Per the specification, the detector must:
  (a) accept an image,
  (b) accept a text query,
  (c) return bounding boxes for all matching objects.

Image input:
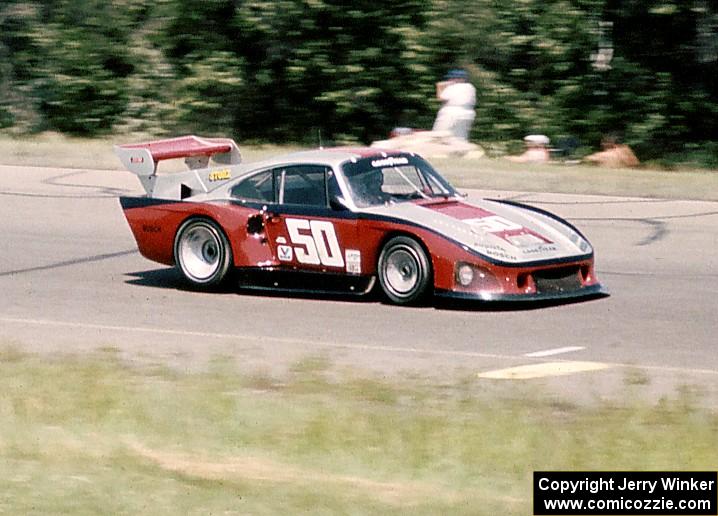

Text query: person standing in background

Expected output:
[433,69,476,141]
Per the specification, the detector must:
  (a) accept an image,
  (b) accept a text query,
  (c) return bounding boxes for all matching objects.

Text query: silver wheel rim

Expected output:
[384,247,420,296]
[179,224,222,281]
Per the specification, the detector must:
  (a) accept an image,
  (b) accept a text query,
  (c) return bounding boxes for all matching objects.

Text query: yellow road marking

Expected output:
[478,361,611,380]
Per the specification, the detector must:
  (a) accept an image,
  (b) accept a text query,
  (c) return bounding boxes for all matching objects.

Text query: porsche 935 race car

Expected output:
[115,135,604,305]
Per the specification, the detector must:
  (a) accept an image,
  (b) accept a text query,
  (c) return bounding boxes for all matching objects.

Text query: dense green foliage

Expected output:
[0,0,716,161]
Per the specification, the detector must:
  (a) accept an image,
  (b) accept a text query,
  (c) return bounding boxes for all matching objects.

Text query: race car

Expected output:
[115,135,605,305]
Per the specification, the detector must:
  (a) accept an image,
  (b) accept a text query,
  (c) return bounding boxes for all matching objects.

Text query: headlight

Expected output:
[457,264,474,286]
[455,263,501,291]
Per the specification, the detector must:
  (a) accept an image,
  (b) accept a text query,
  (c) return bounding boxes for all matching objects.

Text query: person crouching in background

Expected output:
[506,134,551,163]
[584,135,640,168]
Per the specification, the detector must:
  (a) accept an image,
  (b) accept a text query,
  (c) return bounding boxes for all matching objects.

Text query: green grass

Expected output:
[1,349,716,515]
[1,133,717,201]
[432,156,718,201]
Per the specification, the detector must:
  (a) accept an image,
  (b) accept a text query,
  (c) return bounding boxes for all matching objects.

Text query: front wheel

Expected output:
[174,218,232,289]
[377,236,432,305]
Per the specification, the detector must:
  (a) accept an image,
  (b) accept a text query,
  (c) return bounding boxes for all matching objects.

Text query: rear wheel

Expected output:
[174,218,232,289]
[377,236,432,305]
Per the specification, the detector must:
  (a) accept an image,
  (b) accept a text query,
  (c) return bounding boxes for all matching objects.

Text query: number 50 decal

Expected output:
[285,218,344,267]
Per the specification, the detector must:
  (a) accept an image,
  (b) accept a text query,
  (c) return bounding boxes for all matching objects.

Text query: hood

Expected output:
[362,198,592,264]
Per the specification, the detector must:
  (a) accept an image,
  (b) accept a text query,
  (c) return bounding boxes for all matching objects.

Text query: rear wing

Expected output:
[114,135,242,197]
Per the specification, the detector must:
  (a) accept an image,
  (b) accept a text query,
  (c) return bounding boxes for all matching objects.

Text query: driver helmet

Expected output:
[363,169,384,194]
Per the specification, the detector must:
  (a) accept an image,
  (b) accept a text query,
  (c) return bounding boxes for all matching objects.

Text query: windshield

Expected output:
[341,155,457,208]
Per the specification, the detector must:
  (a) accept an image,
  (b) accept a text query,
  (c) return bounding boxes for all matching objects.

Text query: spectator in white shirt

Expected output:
[433,69,476,141]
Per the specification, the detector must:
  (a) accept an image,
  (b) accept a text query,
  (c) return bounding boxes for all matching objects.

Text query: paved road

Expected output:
[1,165,716,403]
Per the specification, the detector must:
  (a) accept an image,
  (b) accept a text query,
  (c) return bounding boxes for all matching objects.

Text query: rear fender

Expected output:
[120,198,273,268]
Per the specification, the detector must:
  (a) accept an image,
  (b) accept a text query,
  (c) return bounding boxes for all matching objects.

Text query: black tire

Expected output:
[377,236,432,305]
[173,218,233,289]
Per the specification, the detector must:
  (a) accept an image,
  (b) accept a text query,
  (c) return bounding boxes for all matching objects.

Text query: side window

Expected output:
[230,170,274,202]
[277,165,329,207]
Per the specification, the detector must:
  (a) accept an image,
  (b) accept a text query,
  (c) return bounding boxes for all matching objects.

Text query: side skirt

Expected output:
[235,268,376,297]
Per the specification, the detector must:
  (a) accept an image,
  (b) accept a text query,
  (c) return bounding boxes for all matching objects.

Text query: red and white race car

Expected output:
[116,135,605,305]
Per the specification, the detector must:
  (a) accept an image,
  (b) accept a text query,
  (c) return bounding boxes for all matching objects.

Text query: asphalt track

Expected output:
[1,165,717,404]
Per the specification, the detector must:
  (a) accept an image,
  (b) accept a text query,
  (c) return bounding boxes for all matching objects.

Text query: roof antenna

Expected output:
[318,129,323,149]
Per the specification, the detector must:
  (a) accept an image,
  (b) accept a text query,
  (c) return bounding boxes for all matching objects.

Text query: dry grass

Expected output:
[1,133,716,200]
[0,132,304,171]
[0,348,716,514]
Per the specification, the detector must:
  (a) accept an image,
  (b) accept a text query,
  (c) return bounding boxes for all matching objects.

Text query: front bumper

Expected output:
[434,283,607,302]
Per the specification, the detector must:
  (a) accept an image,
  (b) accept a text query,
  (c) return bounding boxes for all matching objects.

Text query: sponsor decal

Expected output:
[278,245,293,261]
[466,216,555,253]
[481,249,518,261]
[275,236,287,244]
[141,224,161,233]
[464,215,524,234]
[370,156,409,168]
[208,169,231,182]
[285,218,344,267]
[506,233,546,248]
[475,244,519,262]
[345,249,361,274]
[130,156,145,164]
[521,244,559,255]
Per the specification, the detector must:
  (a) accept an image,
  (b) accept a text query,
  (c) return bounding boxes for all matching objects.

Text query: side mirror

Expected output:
[329,196,350,211]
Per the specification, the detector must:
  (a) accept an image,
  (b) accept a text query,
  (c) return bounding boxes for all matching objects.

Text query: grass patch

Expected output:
[0,349,716,514]
[1,133,717,200]
[432,156,718,201]
[0,132,304,172]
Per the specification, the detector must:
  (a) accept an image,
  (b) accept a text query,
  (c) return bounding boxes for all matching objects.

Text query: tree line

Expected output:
[0,0,716,164]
